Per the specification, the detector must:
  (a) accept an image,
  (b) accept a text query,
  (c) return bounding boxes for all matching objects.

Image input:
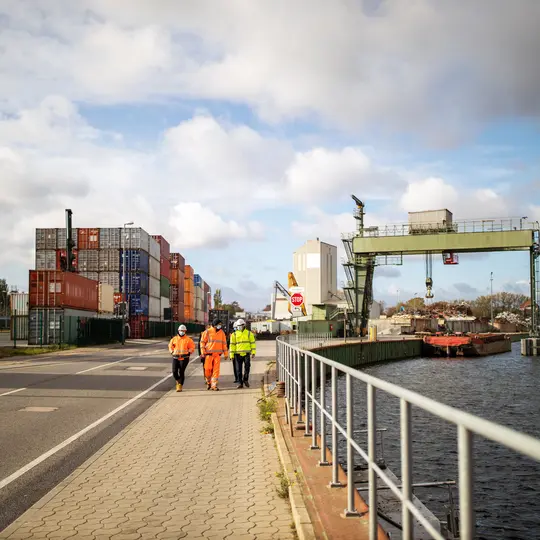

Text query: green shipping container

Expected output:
[160,277,170,299]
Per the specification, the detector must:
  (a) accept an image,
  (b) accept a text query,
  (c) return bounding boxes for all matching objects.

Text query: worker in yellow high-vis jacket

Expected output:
[229,319,256,389]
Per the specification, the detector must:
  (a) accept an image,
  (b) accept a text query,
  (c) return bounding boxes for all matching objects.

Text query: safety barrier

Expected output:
[276,336,540,540]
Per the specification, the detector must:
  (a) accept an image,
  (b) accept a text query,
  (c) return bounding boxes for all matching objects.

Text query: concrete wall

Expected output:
[312,339,423,369]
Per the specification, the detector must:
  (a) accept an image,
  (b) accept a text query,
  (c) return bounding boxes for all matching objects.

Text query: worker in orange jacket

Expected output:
[168,324,195,392]
[200,318,228,391]
[198,323,212,381]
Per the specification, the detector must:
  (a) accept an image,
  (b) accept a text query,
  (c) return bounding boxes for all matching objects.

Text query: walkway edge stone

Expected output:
[271,411,317,540]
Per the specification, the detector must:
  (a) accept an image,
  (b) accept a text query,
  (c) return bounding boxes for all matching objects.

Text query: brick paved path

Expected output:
[1,352,294,539]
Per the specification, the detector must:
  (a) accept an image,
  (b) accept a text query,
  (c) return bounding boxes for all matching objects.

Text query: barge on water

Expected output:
[423,332,512,357]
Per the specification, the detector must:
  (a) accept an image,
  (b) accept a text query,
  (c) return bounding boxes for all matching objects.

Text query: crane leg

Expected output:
[425,252,434,299]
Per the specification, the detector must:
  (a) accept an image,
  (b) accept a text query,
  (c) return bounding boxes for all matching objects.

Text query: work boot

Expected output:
[176,382,181,392]
[213,387,220,391]
[244,380,250,388]
[236,384,243,389]
[207,383,211,390]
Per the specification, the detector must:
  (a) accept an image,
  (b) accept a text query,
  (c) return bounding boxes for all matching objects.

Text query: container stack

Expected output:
[148,236,161,320]
[184,265,195,322]
[194,274,204,323]
[203,281,211,325]
[97,227,122,291]
[152,235,171,321]
[170,253,185,322]
[36,228,79,272]
[119,227,150,322]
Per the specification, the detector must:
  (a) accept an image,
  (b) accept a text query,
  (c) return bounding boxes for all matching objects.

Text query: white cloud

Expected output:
[400,177,511,218]
[1,1,539,141]
[168,202,264,249]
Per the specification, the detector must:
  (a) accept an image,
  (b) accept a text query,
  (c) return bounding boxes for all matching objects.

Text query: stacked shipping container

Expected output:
[33,227,212,335]
[170,253,185,321]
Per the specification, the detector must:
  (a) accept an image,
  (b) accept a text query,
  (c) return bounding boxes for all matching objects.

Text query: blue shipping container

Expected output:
[123,273,149,295]
[120,249,149,274]
[194,274,202,287]
[129,293,149,316]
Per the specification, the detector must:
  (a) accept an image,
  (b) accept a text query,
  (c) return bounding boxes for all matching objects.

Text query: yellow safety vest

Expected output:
[229,329,256,358]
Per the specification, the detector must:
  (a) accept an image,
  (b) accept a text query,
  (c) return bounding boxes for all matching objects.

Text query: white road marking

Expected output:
[19,406,58,413]
[0,388,26,397]
[76,356,134,375]
[0,373,172,491]
[0,362,72,371]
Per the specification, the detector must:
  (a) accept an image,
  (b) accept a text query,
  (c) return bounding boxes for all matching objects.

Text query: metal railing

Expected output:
[341,217,538,239]
[280,333,333,350]
[276,336,540,540]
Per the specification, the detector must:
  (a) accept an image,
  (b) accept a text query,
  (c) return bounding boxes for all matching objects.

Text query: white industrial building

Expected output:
[293,239,337,317]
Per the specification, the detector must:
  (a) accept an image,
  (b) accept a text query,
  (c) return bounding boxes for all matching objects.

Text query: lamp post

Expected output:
[122,222,134,345]
[490,272,494,329]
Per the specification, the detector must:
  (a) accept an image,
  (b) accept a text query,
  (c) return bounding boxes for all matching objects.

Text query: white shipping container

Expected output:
[98,283,114,313]
[251,320,281,334]
[149,237,160,261]
[80,272,99,281]
[99,249,120,272]
[408,209,453,226]
[149,276,160,298]
[57,228,78,249]
[161,296,170,320]
[10,293,29,315]
[99,228,121,249]
[36,228,57,250]
[36,250,56,270]
[149,296,161,318]
[125,227,150,251]
[149,256,160,279]
[79,250,99,272]
[194,309,205,323]
[99,272,121,292]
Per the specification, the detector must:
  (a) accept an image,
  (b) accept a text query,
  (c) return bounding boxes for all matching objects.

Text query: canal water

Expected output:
[329,342,540,539]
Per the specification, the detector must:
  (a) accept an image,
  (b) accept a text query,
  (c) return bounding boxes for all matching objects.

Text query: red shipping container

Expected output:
[78,228,100,250]
[113,292,122,304]
[29,270,98,311]
[152,235,171,259]
[170,253,185,273]
[129,315,149,339]
[171,302,184,321]
[56,249,79,271]
[160,255,171,279]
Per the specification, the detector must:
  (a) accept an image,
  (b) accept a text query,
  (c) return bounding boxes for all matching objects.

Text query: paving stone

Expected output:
[0,360,294,540]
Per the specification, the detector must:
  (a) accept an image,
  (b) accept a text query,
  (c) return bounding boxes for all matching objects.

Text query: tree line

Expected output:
[386,291,529,319]
[213,288,244,317]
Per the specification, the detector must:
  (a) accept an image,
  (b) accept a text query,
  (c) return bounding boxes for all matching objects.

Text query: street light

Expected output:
[122,221,134,345]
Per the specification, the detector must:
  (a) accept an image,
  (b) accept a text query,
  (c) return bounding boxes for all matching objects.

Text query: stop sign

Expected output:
[291,293,304,306]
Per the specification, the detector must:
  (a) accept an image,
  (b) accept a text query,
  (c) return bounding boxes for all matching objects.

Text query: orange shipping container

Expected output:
[29,270,98,311]
[78,228,100,250]
[171,268,185,286]
[185,265,194,279]
[184,305,194,322]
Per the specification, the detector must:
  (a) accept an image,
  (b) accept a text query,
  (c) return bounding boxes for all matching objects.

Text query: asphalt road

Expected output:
[0,340,202,532]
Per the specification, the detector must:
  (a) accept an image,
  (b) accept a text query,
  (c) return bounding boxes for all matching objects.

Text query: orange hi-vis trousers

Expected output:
[204,353,222,388]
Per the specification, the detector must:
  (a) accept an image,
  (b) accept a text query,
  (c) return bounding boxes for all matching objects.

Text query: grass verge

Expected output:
[0,345,77,359]
[257,394,277,422]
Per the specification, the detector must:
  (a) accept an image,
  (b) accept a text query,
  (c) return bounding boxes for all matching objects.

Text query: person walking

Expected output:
[168,324,195,392]
[200,318,228,391]
[231,319,240,384]
[198,323,211,381]
[229,319,256,389]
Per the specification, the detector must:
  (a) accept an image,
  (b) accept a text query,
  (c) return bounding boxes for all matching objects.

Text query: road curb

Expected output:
[0,386,176,538]
[271,411,316,540]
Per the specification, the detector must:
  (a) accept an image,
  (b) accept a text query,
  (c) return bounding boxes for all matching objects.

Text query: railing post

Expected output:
[401,399,413,540]
[311,355,319,449]
[319,360,329,466]
[330,366,342,488]
[285,345,290,404]
[458,425,475,540]
[304,350,310,437]
[293,347,298,416]
[345,373,358,516]
[367,383,377,534]
[297,350,304,424]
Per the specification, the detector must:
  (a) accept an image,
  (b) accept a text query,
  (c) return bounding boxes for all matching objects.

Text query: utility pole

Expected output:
[490,272,494,328]
[122,222,134,345]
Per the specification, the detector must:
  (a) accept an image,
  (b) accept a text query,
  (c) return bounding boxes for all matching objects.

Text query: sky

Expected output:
[0,0,539,311]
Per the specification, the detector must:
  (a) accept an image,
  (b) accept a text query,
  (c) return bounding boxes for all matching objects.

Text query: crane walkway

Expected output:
[0,342,295,540]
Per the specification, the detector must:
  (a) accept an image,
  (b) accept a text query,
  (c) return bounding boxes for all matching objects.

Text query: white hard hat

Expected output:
[178,324,187,332]
[236,318,246,327]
